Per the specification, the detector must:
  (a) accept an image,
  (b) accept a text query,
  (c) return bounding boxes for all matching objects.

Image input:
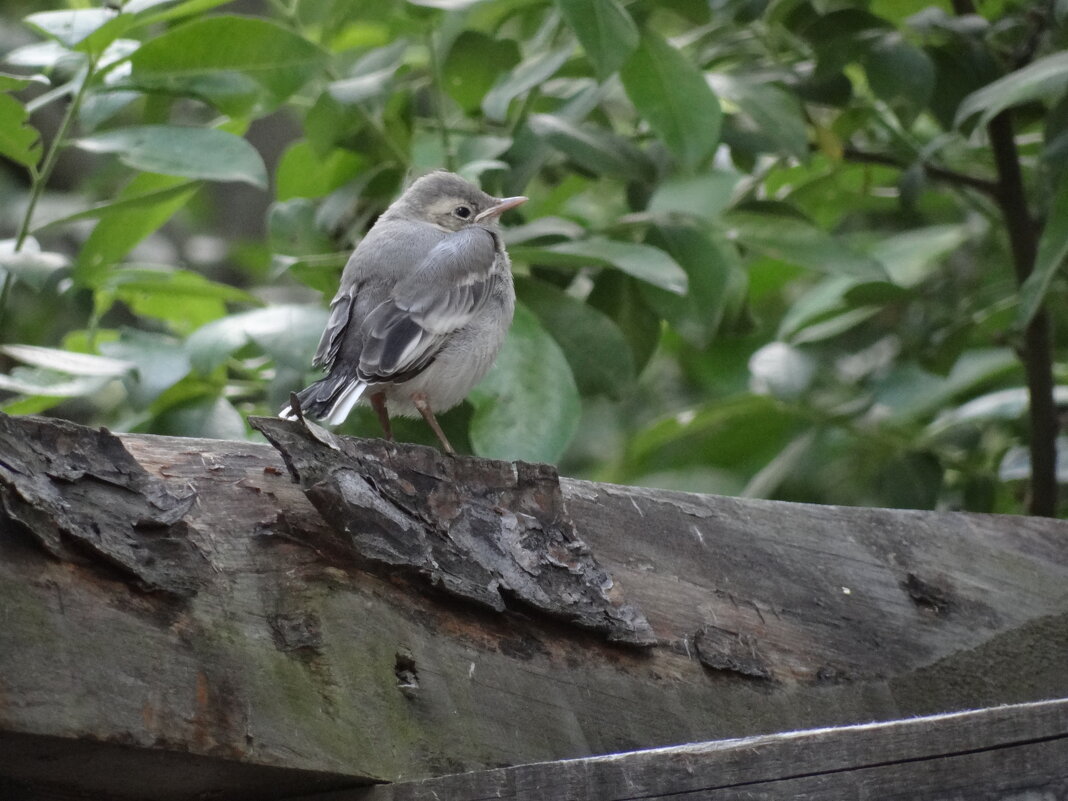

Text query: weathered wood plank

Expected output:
[341,698,1068,801]
[1,412,1067,798]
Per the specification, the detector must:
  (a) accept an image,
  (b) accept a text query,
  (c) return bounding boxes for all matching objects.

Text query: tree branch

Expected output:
[840,146,1000,197]
[986,110,1060,516]
[947,0,1059,515]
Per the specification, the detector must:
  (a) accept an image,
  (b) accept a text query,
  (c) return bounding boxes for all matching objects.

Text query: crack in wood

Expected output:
[250,416,656,647]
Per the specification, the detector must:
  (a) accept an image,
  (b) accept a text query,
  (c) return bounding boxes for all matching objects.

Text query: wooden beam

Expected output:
[1,412,1067,799]
[340,698,1068,801]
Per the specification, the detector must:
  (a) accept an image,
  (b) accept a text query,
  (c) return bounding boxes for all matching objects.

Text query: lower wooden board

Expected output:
[340,698,1068,801]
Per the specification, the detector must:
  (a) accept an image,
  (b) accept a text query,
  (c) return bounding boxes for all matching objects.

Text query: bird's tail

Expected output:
[279,374,367,425]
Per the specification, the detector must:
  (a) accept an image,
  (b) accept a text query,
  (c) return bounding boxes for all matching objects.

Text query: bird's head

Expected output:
[394,171,527,232]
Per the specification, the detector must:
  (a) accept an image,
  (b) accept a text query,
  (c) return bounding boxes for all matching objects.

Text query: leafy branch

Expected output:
[1,60,97,329]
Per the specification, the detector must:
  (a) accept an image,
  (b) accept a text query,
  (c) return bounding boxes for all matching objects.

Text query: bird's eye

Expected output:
[454,206,472,219]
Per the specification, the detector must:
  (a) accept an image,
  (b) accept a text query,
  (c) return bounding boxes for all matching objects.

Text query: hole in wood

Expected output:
[395,650,419,693]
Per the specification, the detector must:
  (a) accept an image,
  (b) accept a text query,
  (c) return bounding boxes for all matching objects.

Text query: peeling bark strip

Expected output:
[250,416,655,646]
[0,414,200,596]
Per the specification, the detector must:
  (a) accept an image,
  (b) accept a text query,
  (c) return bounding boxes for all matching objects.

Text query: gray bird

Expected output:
[280,171,527,454]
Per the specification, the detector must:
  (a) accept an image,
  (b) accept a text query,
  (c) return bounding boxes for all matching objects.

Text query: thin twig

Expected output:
[840,146,1000,198]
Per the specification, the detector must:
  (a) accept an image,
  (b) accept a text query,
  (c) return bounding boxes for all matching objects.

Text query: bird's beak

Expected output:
[475,195,528,222]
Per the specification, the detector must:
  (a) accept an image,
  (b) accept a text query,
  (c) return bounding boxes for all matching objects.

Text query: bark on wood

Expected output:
[337,698,1068,801]
[248,416,654,645]
[1,412,1067,799]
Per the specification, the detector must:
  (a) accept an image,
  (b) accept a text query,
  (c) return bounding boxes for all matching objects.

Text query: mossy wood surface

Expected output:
[1,412,1067,800]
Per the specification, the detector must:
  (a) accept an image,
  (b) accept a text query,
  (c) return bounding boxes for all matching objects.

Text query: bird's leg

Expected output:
[370,391,393,441]
[411,392,455,455]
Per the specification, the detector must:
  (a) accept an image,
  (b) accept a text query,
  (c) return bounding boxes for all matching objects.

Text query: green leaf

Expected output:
[955,50,1068,131]
[268,198,334,257]
[103,266,259,333]
[1017,176,1068,329]
[99,329,192,408]
[707,74,808,161]
[512,237,688,294]
[725,210,887,279]
[443,31,519,113]
[861,32,934,125]
[790,307,880,344]
[931,386,1068,432]
[926,41,999,130]
[129,15,328,106]
[276,140,363,201]
[506,82,607,192]
[868,224,971,287]
[1,344,134,376]
[515,277,635,399]
[24,9,118,49]
[620,29,721,171]
[74,126,267,188]
[468,304,581,463]
[76,173,202,287]
[0,369,110,401]
[33,180,200,233]
[640,226,739,348]
[503,216,586,246]
[186,305,329,373]
[875,348,1019,422]
[0,93,42,168]
[274,252,350,295]
[587,270,662,372]
[304,91,364,154]
[527,114,654,182]
[556,0,639,80]
[0,73,40,91]
[128,0,238,28]
[648,171,741,221]
[114,70,263,117]
[327,40,407,105]
[153,395,248,440]
[741,431,818,499]
[628,394,803,474]
[3,41,72,70]
[408,0,483,8]
[483,44,572,122]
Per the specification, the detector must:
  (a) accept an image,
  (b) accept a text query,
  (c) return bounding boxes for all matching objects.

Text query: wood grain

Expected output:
[348,698,1068,801]
[1,412,1067,799]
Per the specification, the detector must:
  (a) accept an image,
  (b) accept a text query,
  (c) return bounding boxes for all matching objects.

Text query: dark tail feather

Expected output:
[278,373,366,424]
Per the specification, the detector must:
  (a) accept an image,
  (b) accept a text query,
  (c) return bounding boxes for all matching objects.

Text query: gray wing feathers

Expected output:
[311,290,353,369]
[357,228,498,382]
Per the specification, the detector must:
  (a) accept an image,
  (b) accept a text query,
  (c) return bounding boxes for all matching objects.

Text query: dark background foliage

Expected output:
[0,0,1065,515]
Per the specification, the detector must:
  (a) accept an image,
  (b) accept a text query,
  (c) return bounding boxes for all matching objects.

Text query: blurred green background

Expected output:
[1,0,1065,515]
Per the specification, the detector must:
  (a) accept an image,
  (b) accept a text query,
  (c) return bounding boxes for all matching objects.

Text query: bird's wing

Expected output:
[356,226,499,383]
[311,288,354,369]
